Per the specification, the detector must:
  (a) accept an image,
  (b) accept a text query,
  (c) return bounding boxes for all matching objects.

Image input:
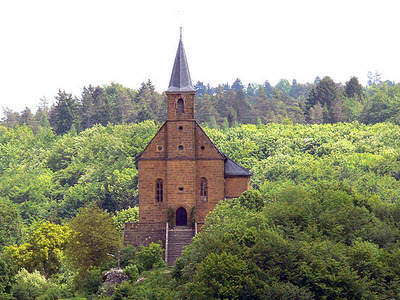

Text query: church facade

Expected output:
[123,32,251,256]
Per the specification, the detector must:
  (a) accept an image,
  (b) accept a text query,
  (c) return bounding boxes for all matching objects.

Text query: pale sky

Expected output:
[0,0,399,113]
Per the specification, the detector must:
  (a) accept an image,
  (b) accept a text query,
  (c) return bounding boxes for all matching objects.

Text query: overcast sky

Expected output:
[1,0,399,113]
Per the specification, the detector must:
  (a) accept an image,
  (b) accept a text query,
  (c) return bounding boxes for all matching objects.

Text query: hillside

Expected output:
[1,121,400,298]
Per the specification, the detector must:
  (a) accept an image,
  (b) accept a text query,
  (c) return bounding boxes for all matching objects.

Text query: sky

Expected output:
[1,0,399,113]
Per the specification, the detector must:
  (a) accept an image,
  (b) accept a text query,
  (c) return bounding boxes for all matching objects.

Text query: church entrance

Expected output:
[176,207,188,226]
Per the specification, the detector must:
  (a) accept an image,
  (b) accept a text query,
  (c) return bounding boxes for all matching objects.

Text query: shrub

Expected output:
[136,242,165,272]
[187,252,249,299]
[11,269,49,300]
[112,281,135,300]
[124,264,139,281]
[73,268,102,297]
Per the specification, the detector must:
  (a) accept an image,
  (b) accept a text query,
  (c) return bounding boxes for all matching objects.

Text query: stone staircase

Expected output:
[167,226,195,266]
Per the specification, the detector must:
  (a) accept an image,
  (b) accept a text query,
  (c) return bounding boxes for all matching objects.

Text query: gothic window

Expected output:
[156,179,163,202]
[200,177,207,203]
[177,98,184,114]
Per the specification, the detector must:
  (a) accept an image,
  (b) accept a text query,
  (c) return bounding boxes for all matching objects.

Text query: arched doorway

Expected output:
[176,207,188,226]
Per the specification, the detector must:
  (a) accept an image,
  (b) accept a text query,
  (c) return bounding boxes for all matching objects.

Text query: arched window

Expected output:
[200,177,207,203]
[177,98,184,114]
[156,179,163,202]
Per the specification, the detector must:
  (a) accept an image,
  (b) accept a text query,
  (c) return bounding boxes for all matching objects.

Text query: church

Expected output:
[123,30,251,265]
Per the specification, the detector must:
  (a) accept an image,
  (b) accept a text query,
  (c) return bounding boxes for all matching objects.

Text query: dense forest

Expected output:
[2,74,400,298]
[2,72,400,133]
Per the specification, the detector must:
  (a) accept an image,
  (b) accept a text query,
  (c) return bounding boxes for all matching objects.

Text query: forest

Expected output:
[2,72,400,133]
[1,74,400,299]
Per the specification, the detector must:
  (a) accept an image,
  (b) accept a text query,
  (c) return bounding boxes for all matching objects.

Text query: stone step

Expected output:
[167,228,195,266]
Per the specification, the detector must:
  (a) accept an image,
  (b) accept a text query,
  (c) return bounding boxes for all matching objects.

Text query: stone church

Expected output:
[123,31,251,264]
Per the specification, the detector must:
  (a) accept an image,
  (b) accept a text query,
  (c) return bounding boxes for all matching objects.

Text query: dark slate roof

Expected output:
[224,158,252,177]
[167,29,195,92]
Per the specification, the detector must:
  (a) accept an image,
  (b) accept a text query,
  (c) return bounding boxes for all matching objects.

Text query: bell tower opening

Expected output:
[176,207,188,226]
[177,98,184,114]
[166,28,195,120]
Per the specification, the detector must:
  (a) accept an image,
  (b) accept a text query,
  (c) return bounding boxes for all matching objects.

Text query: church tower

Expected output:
[123,30,251,263]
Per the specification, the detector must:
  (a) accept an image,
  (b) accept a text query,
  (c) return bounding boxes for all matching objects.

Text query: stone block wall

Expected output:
[195,159,225,223]
[225,177,251,198]
[138,160,167,223]
[166,92,195,121]
[122,222,166,249]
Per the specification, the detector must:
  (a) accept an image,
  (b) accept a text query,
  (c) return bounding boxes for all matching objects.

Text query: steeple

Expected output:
[167,28,195,92]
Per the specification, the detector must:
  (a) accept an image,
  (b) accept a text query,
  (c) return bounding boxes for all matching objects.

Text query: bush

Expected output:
[73,268,102,297]
[136,242,165,272]
[112,281,135,300]
[119,245,137,268]
[238,190,264,211]
[124,264,139,281]
[187,252,249,299]
[11,269,49,300]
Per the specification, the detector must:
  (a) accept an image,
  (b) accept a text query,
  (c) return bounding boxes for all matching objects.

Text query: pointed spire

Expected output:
[167,28,195,92]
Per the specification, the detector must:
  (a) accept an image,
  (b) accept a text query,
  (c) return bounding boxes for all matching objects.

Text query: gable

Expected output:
[195,122,225,159]
[137,122,167,160]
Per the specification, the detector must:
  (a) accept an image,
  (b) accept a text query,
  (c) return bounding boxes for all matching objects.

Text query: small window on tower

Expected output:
[156,179,163,202]
[177,98,184,114]
[200,177,207,203]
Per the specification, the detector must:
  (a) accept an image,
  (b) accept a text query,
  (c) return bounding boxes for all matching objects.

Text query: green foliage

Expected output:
[124,264,139,281]
[136,242,165,272]
[113,268,179,300]
[73,268,102,297]
[50,90,80,135]
[112,280,136,300]
[3,103,400,297]
[66,205,121,274]
[4,221,71,277]
[118,245,137,270]
[113,206,139,233]
[11,269,53,300]
[0,198,24,249]
[175,179,400,298]
[4,77,400,133]
[0,253,17,298]
[187,252,249,299]
[306,76,343,123]
[238,190,264,211]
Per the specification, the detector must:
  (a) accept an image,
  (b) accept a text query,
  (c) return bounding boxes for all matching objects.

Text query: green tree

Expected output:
[113,206,139,233]
[11,269,49,300]
[66,205,121,274]
[306,76,344,123]
[275,79,291,95]
[4,222,71,277]
[0,198,24,249]
[187,252,249,299]
[345,76,364,99]
[50,90,80,135]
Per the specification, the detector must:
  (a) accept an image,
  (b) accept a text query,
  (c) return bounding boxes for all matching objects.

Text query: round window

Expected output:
[179,145,183,150]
